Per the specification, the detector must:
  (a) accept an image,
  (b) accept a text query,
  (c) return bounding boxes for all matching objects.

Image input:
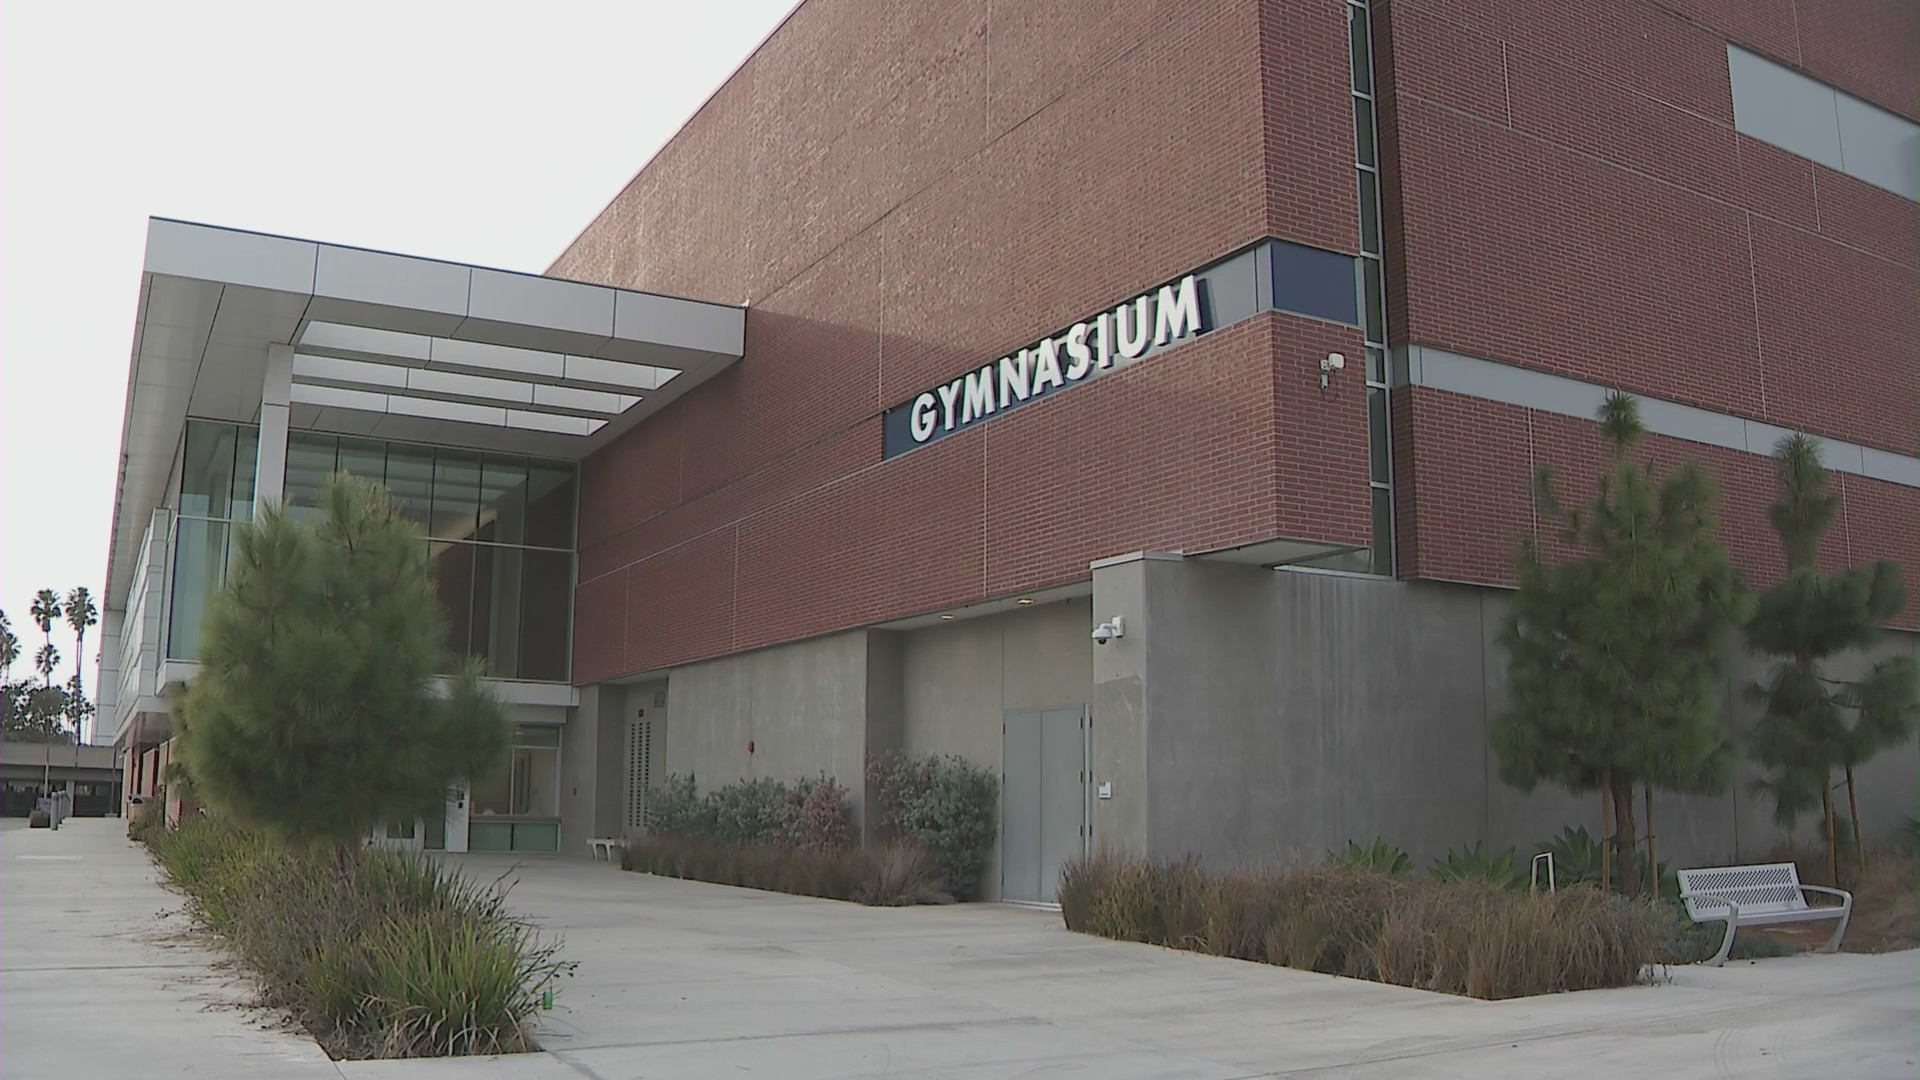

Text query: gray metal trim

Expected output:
[1400,344,1918,488]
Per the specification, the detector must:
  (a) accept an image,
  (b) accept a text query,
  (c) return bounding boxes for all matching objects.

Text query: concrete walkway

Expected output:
[0,816,341,1079]
[4,821,1915,1078]
[436,852,1918,1080]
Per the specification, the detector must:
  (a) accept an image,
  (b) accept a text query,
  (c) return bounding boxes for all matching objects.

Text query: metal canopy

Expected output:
[106,217,745,605]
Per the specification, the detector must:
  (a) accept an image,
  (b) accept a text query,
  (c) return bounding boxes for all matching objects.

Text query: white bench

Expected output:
[589,837,627,862]
[1677,862,1852,966]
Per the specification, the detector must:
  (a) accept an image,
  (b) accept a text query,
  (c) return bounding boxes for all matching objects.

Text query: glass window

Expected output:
[1365,347,1386,384]
[478,456,528,546]
[1348,4,1372,95]
[336,437,386,487]
[284,433,338,521]
[431,449,481,540]
[469,728,560,817]
[524,464,575,549]
[1368,386,1390,485]
[232,427,259,520]
[470,546,525,676]
[180,422,237,519]
[519,549,572,682]
[1371,485,1395,575]
[1358,172,1381,256]
[1354,97,1377,168]
[167,519,230,659]
[386,444,435,529]
[1362,258,1385,345]
[428,541,475,663]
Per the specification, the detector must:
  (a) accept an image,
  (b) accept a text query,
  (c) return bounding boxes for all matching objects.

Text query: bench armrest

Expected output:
[1798,884,1853,907]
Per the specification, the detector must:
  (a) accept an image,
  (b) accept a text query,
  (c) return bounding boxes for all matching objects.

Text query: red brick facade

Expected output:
[1377,0,1918,623]
[555,0,1369,681]
[557,0,1917,682]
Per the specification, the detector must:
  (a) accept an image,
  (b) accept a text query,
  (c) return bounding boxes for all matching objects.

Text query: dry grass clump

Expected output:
[1059,852,1663,1000]
[623,833,950,907]
[143,815,570,1059]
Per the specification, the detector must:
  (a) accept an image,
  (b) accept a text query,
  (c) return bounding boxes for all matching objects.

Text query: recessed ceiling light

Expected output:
[939,614,956,620]
[1015,598,1035,605]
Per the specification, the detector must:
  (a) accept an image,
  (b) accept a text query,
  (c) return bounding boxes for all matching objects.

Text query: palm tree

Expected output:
[28,590,60,689]
[0,611,18,682]
[64,587,97,741]
[33,643,59,689]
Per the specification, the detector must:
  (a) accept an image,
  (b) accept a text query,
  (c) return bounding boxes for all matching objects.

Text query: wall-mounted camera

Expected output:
[1091,616,1126,644]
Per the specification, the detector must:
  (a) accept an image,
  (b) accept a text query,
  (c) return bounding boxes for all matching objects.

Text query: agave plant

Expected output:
[1332,837,1412,875]
[1430,843,1522,887]
[1537,825,1605,885]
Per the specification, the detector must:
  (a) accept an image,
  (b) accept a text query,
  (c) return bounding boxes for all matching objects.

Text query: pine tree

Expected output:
[176,474,510,863]
[1491,393,1752,895]
[1746,435,1915,884]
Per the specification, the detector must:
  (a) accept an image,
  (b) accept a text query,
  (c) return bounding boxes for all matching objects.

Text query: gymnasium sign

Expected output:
[881,275,1208,459]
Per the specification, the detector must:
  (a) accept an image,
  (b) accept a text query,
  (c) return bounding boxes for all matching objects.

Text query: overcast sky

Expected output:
[0,1,794,701]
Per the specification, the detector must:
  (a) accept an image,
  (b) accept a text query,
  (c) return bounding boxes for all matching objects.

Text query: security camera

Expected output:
[1091,616,1126,644]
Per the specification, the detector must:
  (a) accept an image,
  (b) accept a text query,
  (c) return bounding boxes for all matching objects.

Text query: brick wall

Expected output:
[1396,385,1919,628]
[1377,0,1918,616]
[558,0,1368,681]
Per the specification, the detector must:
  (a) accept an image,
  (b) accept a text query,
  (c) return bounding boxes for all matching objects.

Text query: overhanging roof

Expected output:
[105,218,745,607]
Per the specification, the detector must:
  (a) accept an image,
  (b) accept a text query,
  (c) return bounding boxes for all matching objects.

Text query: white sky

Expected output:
[0,1,794,695]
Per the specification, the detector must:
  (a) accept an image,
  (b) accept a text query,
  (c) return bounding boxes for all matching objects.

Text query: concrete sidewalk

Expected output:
[0,816,342,1079]
[4,822,1914,1078]
[428,852,1918,1080]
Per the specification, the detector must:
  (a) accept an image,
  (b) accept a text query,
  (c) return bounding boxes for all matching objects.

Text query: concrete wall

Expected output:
[1094,554,1919,872]
[659,629,876,824]
[899,597,1095,900]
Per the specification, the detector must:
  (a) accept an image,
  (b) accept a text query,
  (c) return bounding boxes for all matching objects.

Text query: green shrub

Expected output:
[622,833,947,906]
[643,774,711,836]
[1056,853,1668,1000]
[1430,843,1522,887]
[146,816,571,1059]
[1332,838,1412,875]
[707,777,789,844]
[866,752,998,899]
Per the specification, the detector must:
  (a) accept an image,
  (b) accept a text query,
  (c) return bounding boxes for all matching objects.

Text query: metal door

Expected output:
[1002,706,1089,904]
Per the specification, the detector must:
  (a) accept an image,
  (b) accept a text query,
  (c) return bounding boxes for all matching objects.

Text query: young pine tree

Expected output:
[176,474,510,864]
[1492,393,1752,895]
[1745,435,1915,884]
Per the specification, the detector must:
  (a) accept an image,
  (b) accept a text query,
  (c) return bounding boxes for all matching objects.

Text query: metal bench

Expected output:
[1677,862,1852,966]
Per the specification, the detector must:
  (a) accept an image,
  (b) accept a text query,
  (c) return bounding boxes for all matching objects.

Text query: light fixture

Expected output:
[1319,351,1346,391]
[1015,598,1035,605]
[939,614,956,621]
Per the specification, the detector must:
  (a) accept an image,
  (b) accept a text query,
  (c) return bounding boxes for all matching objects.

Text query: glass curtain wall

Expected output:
[468,724,562,852]
[168,421,259,659]
[283,432,576,682]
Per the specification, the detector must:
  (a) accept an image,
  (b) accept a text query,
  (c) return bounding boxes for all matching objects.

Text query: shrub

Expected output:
[643,773,711,836]
[782,774,855,850]
[866,752,998,899]
[707,777,789,844]
[146,816,571,1059]
[1430,843,1522,887]
[622,833,947,906]
[1056,853,1668,1000]
[1332,837,1412,875]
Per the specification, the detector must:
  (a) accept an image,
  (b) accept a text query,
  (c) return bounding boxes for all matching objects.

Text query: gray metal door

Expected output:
[1002,706,1088,903]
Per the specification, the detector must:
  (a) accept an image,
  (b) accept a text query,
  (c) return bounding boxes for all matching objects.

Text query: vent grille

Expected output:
[626,719,652,831]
